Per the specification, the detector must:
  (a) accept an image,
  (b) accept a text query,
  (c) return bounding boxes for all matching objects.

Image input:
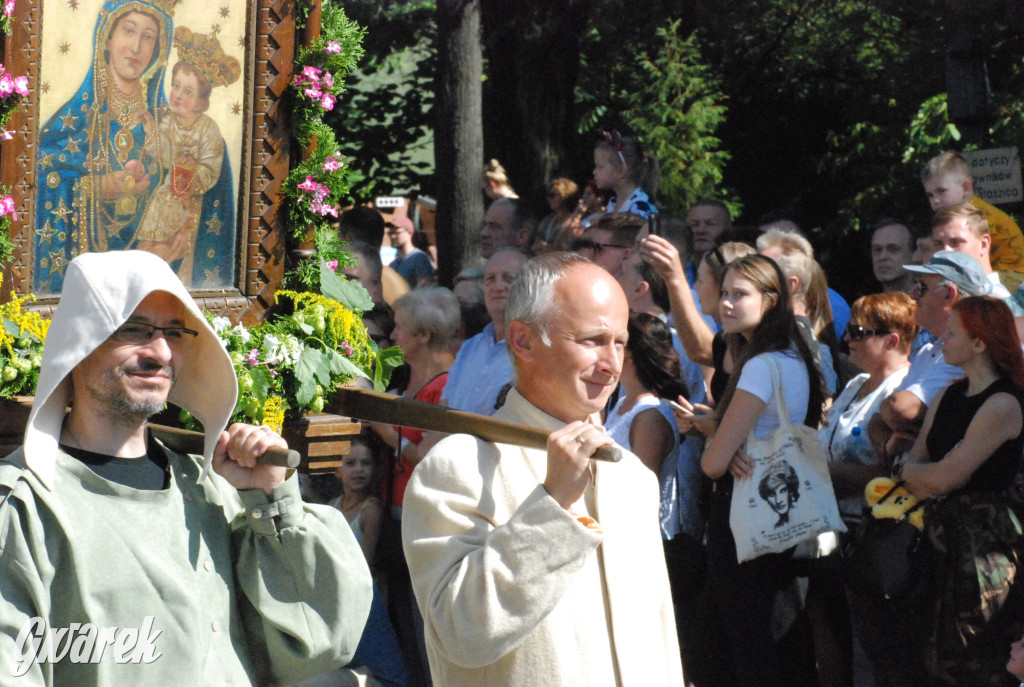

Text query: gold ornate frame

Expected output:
[0,0,306,323]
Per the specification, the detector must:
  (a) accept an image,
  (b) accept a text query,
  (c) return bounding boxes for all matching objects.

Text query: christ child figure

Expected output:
[136,28,239,285]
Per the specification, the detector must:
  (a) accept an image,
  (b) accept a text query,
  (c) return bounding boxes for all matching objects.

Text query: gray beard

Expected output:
[108,391,165,426]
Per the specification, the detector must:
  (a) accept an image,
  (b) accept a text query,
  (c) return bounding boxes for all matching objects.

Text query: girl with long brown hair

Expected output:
[697,254,826,687]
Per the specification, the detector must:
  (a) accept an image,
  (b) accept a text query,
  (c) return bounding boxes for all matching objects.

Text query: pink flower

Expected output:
[303,85,322,100]
[324,41,341,54]
[3,0,14,17]
[13,75,27,97]
[302,65,322,81]
[309,198,338,218]
[322,155,341,172]
[322,72,334,89]
[0,129,12,141]
[321,93,335,111]
[244,348,260,367]
[327,260,338,272]
[0,195,18,221]
[340,341,353,357]
[0,73,13,97]
[297,175,318,192]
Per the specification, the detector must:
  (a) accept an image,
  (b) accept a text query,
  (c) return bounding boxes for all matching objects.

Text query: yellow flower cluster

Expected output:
[0,293,49,358]
[261,395,286,434]
[277,289,373,363]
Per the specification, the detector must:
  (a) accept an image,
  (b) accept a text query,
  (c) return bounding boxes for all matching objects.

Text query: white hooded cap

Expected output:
[23,251,238,488]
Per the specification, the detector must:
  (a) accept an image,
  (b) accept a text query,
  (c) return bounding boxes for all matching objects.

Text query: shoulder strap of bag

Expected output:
[765,354,795,432]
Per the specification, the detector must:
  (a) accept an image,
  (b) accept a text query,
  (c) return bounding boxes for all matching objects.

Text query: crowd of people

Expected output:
[322,145,1024,687]
[5,136,1024,687]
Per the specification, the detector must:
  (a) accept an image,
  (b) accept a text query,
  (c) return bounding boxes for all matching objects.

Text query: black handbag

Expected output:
[843,481,926,599]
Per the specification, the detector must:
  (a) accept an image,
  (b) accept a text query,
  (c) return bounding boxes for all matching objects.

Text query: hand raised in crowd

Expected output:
[637,234,686,284]
[671,395,717,436]
[544,420,612,510]
[213,422,289,496]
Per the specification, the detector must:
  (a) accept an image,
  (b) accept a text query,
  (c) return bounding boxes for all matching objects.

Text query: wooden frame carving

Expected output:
[0,0,302,324]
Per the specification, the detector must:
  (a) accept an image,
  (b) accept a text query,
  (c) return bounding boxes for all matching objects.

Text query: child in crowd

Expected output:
[137,28,239,285]
[330,430,408,687]
[593,129,660,218]
[922,151,1024,290]
[482,158,518,200]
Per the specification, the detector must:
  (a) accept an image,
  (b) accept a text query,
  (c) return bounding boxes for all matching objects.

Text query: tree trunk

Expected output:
[481,1,592,215]
[435,0,484,286]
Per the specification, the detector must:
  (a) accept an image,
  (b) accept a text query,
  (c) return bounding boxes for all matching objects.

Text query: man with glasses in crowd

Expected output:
[0,251,371,684]
[868,250,993,467]
[577,212,646,277]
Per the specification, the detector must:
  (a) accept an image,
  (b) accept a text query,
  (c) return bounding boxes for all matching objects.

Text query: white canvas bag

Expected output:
[729,356,845,563]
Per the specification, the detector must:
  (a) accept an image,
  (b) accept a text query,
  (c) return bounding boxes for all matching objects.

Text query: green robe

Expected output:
[0,443,372,686]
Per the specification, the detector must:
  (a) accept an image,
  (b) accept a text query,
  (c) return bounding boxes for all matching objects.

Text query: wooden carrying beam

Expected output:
[329,387,622,463]
[148,424,302,469]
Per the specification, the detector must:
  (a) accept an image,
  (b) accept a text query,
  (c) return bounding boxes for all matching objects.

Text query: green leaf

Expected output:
[320,259,374,312]
[298,348,334,387]
[329,349,370,380]
[2,319,22,337]
[373,346,405,391]
[294,348,330,406]
[250,368,274,399]
[378,346,405,369]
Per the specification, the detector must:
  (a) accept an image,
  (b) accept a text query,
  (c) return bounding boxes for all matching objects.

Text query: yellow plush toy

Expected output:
[864,477,925,530]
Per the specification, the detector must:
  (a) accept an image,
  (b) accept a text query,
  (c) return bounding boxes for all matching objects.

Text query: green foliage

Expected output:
[281,3,366,293]
[282,223,357,293]
[324,0,437,201]
[623,22,732,216]
[291,4,366,146]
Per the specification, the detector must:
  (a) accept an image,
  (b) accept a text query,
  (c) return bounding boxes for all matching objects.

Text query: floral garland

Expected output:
[187,261,402,432]
[281,2,365,293]
[0,0,27,268]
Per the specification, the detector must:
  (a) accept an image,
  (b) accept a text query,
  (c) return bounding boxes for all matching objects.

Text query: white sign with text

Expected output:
[962,147,1022,205]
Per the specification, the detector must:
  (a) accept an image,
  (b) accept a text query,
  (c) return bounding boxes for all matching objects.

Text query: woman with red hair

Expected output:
[899,296,1024,685]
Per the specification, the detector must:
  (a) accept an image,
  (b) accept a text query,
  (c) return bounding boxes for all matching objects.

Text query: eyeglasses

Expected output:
[593,242,629,255]
[914,279,949,297]
[111,321,199,345]
[844,324,890,342]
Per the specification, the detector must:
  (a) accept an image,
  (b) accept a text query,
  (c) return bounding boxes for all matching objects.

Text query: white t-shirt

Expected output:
[896,339,962,405]
[819,367,911,518]
[735,350,811,438]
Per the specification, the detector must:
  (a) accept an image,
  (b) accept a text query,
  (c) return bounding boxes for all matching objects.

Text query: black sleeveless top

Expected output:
[925,377,1024,496]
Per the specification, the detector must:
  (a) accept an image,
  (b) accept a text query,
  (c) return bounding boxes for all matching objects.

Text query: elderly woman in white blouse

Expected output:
[821,292,916,522]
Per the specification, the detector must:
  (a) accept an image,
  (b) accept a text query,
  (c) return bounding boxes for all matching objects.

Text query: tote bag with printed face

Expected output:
[729,356,846,564]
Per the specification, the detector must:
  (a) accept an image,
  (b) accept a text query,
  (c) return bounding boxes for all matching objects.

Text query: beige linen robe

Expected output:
[402,388,684,686]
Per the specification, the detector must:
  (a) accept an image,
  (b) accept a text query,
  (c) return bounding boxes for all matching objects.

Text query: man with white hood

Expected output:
[0,251,371,685]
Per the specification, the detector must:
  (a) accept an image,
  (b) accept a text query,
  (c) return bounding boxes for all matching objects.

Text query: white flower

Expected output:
[211,316,231,333]
[231,324,251,344]
[263,333,283,364]
[279,335,306,366]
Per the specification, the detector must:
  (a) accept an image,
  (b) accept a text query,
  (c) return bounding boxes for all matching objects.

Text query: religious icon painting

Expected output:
[32,0,248,293]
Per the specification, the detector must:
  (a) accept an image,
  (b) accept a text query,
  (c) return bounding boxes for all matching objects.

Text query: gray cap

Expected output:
[904,250,992,297]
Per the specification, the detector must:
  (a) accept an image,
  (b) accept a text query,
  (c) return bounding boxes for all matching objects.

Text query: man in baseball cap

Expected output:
[868,250,990,466]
